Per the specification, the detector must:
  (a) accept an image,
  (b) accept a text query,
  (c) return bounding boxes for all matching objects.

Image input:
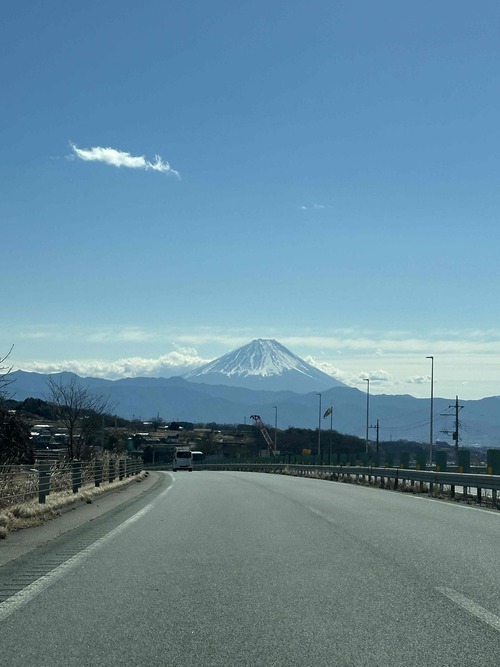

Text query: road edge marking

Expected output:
[0,483,173,623]
[437,586,500,633]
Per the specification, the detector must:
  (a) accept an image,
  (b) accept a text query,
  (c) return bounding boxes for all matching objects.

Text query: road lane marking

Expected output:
[408,493,500,516]
[0,482,173,623]
[306,505,337,525]
[437,587,500,633]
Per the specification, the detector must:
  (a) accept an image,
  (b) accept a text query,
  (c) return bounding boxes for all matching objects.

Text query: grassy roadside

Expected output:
[0,471,149,539]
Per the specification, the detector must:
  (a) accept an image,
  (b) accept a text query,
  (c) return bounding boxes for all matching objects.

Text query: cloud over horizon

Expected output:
[17,347,209,380]
[69,143,180,177]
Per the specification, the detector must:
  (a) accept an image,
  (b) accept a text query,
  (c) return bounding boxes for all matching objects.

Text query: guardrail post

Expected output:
[436,451,447,472]
[399,452,410,469]
[416,452,426,470]
[108,459,115,483]
[94,459,103,487]
[477,487,482,505]
[487,449,500,474]
[71,460,82,494]
[119,459,125,480]
[492,489,497,509]
[458,450,471,474]
[38,463,50,504]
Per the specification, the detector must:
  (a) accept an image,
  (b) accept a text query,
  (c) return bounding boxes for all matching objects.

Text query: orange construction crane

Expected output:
[250,415,275,455]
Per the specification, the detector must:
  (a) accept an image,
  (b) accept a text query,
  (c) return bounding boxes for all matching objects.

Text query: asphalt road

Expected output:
[1,470,500,666]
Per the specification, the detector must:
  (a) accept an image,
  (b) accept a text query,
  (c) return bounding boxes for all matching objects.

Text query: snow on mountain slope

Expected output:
[183,339,345,393]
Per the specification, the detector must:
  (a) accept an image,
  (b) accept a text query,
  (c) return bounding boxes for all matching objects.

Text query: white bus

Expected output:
[172,447,193,472]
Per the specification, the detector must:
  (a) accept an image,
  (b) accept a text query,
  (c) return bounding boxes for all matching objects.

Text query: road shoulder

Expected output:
[0,471,164,567]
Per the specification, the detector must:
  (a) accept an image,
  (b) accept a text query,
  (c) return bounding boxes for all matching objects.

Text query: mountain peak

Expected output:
[183,339,345,392]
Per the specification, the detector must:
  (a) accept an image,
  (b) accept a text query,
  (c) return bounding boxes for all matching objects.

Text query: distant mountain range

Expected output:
[8,339,500,447]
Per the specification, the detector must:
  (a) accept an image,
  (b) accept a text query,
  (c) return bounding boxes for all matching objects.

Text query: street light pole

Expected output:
[316,393,322,460]
[363,378,370,455]
[273,406,278,453]
[329,405,333,465]
[426,356,434,467]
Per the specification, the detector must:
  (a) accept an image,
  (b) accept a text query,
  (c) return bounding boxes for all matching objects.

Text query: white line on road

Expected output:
[0,481,174,623]
[437,587,500,633]
[408,493,500,516]
[305,504,500,635]
[306,505,337,525]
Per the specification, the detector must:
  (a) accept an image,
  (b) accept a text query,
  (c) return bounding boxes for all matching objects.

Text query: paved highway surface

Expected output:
[1,471,499,666]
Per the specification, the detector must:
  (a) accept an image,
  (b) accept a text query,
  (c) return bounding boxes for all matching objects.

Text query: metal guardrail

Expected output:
[195,463,500,507]
[0,458,144,508]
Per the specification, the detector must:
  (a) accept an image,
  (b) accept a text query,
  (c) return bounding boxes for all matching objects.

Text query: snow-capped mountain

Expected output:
[183,339,345,393]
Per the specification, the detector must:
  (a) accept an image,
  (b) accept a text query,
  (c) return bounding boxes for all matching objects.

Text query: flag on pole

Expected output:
[323,406,332,419]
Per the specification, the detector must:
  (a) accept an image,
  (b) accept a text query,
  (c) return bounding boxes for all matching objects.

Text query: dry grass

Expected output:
[0,471,148,538]
[277,467,500,510]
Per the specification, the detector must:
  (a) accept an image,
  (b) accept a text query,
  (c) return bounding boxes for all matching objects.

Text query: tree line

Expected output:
[1,365,122,464]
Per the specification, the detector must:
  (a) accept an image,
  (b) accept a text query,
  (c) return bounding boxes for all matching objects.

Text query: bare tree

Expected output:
[149,413,165,432]
[46,376,114,459]
[0,345,15,401]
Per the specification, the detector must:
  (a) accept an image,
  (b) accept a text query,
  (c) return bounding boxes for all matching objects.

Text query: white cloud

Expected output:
[303,356,347,381]
[69,143,180,177]
[24,325,500,359]
[86,328,156,343]
[281,331,500,356]
[365,370,391,383]
[300,203,327,211]
[9,325,500,399]
[304,355,398,390]
[406,375,430,385]
[18,347,210,380]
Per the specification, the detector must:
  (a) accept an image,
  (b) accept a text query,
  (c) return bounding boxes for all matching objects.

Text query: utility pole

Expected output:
[329,406,333,465]
[370,419,380,453]
[316,393,322,460]
[453,395,460,461]
[363,379,370,455]
[426,356,434,466]
[440,395,463,462]
[273,406,278,453]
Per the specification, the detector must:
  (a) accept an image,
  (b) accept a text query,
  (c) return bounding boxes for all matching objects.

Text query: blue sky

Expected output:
[2,0,500,400]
